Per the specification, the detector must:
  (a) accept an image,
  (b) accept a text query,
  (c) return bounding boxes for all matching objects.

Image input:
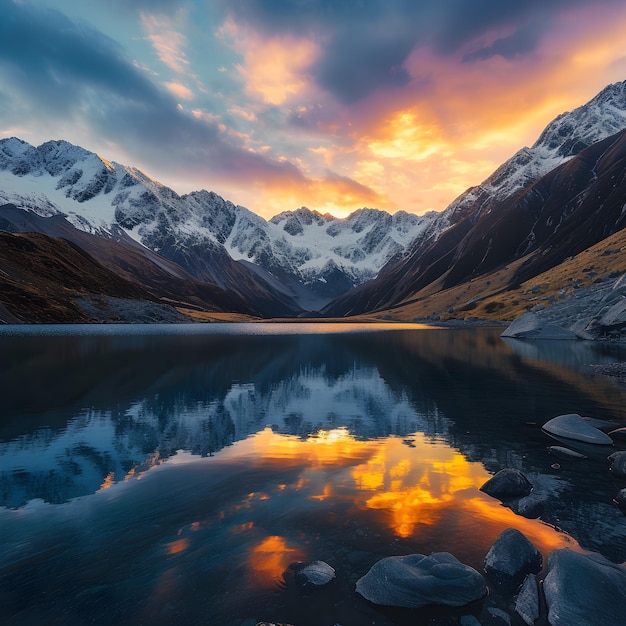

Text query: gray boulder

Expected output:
[355,552,487,608]
[294,560,335,588]
[480,469,533,499]
[512,495,545,519]
[543,548,626,626]
[608,451,626,478]
[501,313,577,340]
[484,528,542,587]
[547,445,587,460]
[542,414,613,445]
[514,574,539,626]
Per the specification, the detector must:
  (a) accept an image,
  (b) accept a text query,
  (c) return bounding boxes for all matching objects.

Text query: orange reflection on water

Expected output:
[166,538,190,555]
[462,495,578,556]
[352,434,488,537]
[229,427,581,553]
[249,426,379,470]
[248,535,304,587]
[98,471,115,491]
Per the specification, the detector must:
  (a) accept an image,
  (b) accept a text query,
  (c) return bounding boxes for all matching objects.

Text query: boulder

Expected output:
[501,313,576,340]
[514,574,539,626]
[608,451,626,478]
[543,548,626,626]
[542,414,613,445]
[480,469,533,499]
[355,552,487,609]
[512,495,544,519]
[484,528,542,587]
[547,445,587,460]
[293,560,335,588]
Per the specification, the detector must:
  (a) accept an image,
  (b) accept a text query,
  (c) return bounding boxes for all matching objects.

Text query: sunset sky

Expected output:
[1,0,626,218]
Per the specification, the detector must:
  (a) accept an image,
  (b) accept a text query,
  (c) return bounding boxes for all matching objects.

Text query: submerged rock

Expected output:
[512,495,544,519]
[543,548,626,626]
[514,574,539,625]
[608,451,626,478]
[542,414,613,445]
[293,560,335,588]
[480,469,533,499]
[547,445,587,460]
[609,427,626,442]
[614,488,626,512]
[484,528,542,587]
[355,552,487,608]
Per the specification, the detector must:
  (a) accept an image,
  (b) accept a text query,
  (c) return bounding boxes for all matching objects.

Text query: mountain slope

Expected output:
[324,80,626,317]
[0,203,265,320]
[0,138,434,312]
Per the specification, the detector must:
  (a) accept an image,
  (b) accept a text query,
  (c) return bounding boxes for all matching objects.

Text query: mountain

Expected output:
[323,80,626,317]
[0,205,267,323]
[0,138,433,313]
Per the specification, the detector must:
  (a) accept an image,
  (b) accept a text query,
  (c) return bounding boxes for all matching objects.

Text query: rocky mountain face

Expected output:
[323,80,626,317]
[0,138,433,313]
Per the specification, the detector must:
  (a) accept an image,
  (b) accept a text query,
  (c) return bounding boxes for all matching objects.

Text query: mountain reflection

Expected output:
[0,325,625,562]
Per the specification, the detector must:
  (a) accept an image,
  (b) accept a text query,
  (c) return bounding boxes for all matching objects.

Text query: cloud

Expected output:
[141,13,190,74]
[164,81,194,100]
[0,1,380,201]
[219,0,623,103]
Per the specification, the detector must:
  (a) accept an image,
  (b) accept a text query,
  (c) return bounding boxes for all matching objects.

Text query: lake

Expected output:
[0,323,625,625]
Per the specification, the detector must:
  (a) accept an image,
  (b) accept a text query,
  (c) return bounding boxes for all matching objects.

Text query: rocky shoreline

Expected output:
[254,414,626,626]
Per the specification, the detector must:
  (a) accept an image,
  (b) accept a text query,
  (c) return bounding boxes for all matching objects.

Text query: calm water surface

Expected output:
[1,323,626,625]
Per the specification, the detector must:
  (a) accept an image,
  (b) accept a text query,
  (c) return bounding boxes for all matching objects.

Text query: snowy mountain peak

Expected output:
[0,137,434,310]
[532,80,626,158]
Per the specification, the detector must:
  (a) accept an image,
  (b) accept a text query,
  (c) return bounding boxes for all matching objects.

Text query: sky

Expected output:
[1,1,626,219]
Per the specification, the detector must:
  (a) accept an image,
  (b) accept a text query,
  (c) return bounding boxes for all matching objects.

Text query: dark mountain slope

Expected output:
[324,128,626,317]
[0,230,163,323]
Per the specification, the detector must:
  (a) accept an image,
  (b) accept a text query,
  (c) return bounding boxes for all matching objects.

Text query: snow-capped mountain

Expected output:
[403,81,626,252]
[324,80,626,316]
[0,138,434,311]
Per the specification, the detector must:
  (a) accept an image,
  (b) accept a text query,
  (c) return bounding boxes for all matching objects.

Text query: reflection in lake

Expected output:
[0,324,626,625]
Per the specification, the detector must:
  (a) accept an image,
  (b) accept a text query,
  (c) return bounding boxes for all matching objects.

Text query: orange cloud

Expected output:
[220,20,318,106]
[164,81,194,100]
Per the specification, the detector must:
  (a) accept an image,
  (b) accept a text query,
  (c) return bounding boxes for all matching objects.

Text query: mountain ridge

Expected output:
[0,138,435,312]
[323,80,626,317]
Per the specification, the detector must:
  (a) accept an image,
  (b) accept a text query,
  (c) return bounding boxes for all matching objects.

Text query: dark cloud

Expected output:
[220,0,621,102]
[462,22,545,62]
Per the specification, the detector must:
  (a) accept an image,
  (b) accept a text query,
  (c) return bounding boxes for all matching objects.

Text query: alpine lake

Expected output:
[1,323,625,625]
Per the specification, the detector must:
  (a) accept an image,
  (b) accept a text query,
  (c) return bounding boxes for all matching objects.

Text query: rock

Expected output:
[543,548,626,626]
[460,616,482,626]
[487,607,512,624]
[514,574,539,625]
[609,427,626,441]
[480,469,533,499]
[293,560,335,588]
[542,414,613,445]
[608,451,626,478]
[484,528,542,587]
[355,552,487,609]
[547,445,587,460]
[614,488,626,512]
[501,312,577,339]
[512,495,544,519]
